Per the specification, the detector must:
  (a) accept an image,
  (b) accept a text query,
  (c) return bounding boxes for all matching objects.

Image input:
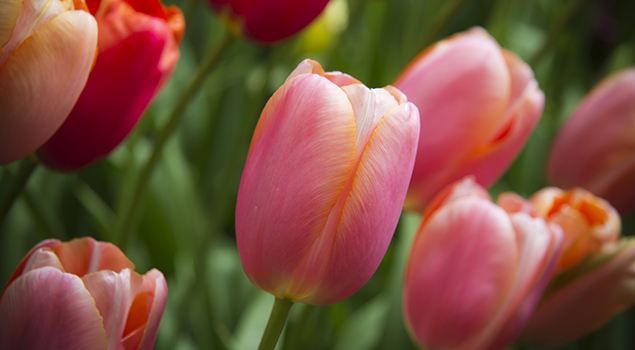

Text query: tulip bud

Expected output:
[0,0,98,165]
[395,27,544,212]
[208,0,331,43]
[36,0,185,171]
[500,187,635,346]
[236,59,420,305]
[0,237,167,350]
[403,177,562,350]
[547,68,635,214]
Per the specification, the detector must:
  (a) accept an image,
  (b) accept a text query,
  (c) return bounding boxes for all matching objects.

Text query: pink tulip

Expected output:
[500,187,635,346]
[0,0,98,165]
[236,59,420,305]
[208,0,331,43]
[36,0,185,171]
[547,68,635,214]
[403,177,562,350]
[395,27,544,212]
[0,237,167,350]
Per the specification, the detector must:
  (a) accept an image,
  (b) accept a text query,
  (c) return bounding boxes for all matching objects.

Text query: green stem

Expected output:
[258,298,294,350]
[286,305,317,350]
[418,0,471,49]
[114,31,235,249]
[529,0,590,67]
[0,156,38,227]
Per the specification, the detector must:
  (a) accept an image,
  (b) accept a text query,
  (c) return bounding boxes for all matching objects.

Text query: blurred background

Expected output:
[1,0,635,349]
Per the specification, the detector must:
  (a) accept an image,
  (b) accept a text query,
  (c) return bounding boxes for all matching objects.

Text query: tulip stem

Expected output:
[0,156,38,227]
[259,297,294,350]
[114,31,235,249]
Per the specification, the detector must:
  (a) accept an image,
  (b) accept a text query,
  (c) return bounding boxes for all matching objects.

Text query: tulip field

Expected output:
[1,0,635,349]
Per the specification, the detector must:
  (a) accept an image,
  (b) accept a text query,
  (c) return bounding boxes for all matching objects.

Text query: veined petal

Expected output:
[236,72,355,298]
[0,267,107,350]
[403,198,518,349]
[23,248,65,273]
[0,9,97,165]
[131,269,167,350]
[1,239,60,298]
[523,239,635,345]
[53,237,135,277]
[0,0,22,57]
[82,269,143,350]
[299,102,419,305]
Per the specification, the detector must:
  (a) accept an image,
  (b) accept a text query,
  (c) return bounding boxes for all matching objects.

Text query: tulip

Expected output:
[499,187,635,346]
[395,27,544,212]
[208,0,331,43]
[0,237,167,350]
[403,177,562,350]
[0,0,98,165]
[35,0,185,171]
[236,59,420,305]
[547,68,635,214]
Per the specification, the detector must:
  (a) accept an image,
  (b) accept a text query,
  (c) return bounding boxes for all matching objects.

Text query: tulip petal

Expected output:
[37,3,173,171]
[1,239,61,298]
[53,237,135,276]
[396,27,511,206]
[133,269,167,350]
[0,9,97,164]
[23,248,65,273]
[523,239,635,345]
[0,267,107,350]
[403,198,518,349]
[0,0,22,56]
[236,72,355,298]
[82,269,143,349]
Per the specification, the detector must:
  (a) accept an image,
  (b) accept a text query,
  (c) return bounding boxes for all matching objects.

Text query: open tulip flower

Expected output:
[208,0,331,43]
[403,177,562,350]
[0,0,98,165]
[236,59,420,305]
[0,237,167,350]
[395,27,544,212]
[499,187,635,346]
[36,0,185,171]
[547,68,635,214]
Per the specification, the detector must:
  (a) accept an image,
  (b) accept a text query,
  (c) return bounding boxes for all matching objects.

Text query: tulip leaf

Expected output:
[333,296,391,350]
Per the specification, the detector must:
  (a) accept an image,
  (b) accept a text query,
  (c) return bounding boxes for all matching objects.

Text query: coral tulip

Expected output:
[0,0,97,165]
[36,0,185,171]
[499,187,635,346]
[403,177,562,350]
[236,59,420,305]
[208,0,331,43]
[547,68,635,214]
[395,27,544,212]
[0,237,167,350]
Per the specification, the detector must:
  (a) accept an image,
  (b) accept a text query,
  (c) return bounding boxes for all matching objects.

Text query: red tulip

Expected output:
[208,0,331,43]
[36,0,185,171]
[547,68,635,214]
[0,0,97,165]
[403,177,562,350]
[236,59,420,305]
[500,188,635,346]
[0,237,167,350]
[395,27,544,212]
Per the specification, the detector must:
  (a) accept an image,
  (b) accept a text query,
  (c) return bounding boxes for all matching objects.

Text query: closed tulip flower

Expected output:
[0,237,167,350]
[547,68,635,214]
[395,27,544,212]
[36,0,185,171]
[500,187,635,346]
[403,177,562,350]
[236,59,420,305]
[208,0,331,43]
[0,0,97,164]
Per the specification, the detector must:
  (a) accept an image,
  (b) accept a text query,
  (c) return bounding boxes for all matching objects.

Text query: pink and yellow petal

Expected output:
[133,269,167,350]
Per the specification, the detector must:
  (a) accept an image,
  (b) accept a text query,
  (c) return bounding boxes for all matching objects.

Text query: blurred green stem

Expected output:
[114,31,235,249]
[418,0,470,49]
[0,156,37,227]
[529,0,591,67]
[286,305,317,350]
[259,298,294,350]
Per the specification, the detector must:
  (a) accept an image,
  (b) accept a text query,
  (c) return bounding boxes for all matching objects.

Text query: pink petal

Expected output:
[2,239,61,298]
[53,237,135,277]
[133,269,168,350]
[297,101,420,305]
[523,238,635,345]
[0,267,106,350]
[82,269,143,349]
[22,248,65,273]
[0,9,97,164]
[403,197,518,349]
[236,72,356,298]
